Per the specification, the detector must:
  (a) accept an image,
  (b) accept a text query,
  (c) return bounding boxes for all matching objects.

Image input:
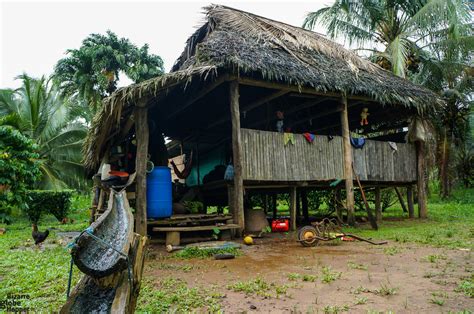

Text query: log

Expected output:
[135,104,149,236]
[61,234,147,314]
[340,95,355,225]
[230,81,245,232]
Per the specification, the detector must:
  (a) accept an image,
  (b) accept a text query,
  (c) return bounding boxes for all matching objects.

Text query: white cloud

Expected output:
[1,0,332,89]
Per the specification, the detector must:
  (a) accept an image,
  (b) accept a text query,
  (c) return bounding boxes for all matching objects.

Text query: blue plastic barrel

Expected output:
[146,166,172,219]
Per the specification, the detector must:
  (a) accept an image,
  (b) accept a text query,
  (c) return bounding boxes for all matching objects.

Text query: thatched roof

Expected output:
[84,4,440,170]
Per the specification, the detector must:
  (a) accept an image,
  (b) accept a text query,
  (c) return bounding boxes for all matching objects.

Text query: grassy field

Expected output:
[0,187,472,311]
[0,195,90,311]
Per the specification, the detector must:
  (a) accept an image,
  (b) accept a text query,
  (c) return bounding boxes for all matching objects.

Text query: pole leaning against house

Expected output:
[135,99,149,236]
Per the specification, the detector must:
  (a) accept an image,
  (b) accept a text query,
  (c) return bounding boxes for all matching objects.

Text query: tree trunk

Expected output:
[416,141,428,218]
[440,128,451,198]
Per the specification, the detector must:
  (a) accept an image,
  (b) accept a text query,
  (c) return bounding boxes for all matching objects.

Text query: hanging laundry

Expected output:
[284,133,295,145]
[388,141,398,152]
[350,137,366,149]
[303,133,315,143]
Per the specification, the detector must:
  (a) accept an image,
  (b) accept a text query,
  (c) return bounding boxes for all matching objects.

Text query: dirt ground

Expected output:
[144,233,473,313]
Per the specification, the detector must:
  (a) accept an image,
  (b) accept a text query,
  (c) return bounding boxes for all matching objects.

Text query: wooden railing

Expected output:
[240,128,416,183]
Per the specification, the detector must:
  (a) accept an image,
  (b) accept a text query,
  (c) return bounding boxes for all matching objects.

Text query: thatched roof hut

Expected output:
[84,5,439,171]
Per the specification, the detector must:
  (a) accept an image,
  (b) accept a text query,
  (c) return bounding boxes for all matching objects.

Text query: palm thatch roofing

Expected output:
[84,4,440,170]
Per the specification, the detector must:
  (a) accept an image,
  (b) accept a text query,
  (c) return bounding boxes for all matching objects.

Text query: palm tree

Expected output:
[303,0,472,78]
[54,31,164,117]
[0,74,87,190]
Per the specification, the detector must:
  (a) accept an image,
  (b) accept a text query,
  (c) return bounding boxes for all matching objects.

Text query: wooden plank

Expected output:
[134,104,149,236]
[340,95,355,226]
[153,224,241,232]
[230,81,245,232]
[395,187,408,213]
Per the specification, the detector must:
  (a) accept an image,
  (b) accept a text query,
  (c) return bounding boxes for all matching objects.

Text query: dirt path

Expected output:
[144,233,473,313]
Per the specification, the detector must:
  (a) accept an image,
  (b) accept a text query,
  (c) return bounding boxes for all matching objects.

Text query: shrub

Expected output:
[0,126,41,223]
[26,190,73,223]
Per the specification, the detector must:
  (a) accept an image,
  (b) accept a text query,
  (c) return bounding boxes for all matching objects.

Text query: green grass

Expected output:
[227,277,291,298]
[321,266,342,283]
[344,188,474,249]
[137,277,222,312]
[173,246,241,259]
[0,198,90,311]
[455,275,474,298]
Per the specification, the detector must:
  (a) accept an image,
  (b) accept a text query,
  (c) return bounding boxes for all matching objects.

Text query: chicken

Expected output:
[32,224,49,245]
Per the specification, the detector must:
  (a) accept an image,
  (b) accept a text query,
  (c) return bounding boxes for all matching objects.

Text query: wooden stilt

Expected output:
[290,187,297,231]
[375,187,382,222]
[301,190,309,224]
[272,194,277,219]
[230,81,245,232]
[416,141,428,218]
[407,185,415,218]
[134,104,149,236]
[335,189,343,222]
[340,95,355,225]
[394,187,408,213]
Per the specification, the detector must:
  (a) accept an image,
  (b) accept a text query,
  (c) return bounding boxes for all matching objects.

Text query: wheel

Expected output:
[298,226,319,247]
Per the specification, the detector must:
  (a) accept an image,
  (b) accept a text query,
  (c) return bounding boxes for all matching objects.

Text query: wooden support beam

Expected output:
[167,75,228,119]
[301,190,309,224]
[375,187,382,222]
[394,187,408,213]
[407,185,415,218]
[134,104,149,236]
[208,89,289,130]
[272,194,277,219]
[340,95,355,226]
[335,189,343,222]
[290,187,297,231]
[416,141,428,218]
[230,81,245,233]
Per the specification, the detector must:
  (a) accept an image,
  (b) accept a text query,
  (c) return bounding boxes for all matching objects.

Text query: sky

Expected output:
[0,0,333,89]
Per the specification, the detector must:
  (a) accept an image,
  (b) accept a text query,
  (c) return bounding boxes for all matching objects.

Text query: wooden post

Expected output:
[301,190,309,224]
[290,187,297,231]
[340,95,355,225]
[407,185,415,218]
[272,194,277,219]
[335,189,343,222]
[394,187,408,213]
[375,187,382,222]
[135,105,149,236]
[416,141,428,218]
[230,81,245,232]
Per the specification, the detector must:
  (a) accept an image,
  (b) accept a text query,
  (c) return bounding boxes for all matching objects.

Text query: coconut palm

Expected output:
[0,74,87,190]
[303,0,472,78]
